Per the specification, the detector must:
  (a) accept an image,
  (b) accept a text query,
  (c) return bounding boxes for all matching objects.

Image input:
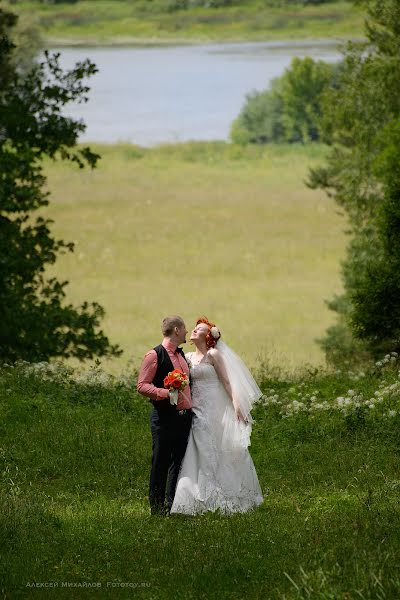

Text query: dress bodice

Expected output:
[187,352,218,380]
[186,352,224,413]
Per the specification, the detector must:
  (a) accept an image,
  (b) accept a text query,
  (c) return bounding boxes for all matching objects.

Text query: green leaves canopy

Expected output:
[0,8,122,362]
[308,0,400,363]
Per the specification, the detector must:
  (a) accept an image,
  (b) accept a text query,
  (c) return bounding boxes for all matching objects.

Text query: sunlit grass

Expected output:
[40,142,346,373]
[8,1,365,45]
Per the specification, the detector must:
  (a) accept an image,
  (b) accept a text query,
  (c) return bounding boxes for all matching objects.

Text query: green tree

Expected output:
[9,11,42,74]
[308,0,400,364]
[279,56,334,143]
[231,57,338,145]
[230,79,285,144]
[0,7,122,362]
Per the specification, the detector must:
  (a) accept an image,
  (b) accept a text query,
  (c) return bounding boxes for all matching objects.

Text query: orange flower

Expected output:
[163,368,189,392]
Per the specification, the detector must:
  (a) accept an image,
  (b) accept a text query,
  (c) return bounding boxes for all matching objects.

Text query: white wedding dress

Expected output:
[170,351,263,515]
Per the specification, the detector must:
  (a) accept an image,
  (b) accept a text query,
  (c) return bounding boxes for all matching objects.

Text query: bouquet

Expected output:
[164,368,189,406]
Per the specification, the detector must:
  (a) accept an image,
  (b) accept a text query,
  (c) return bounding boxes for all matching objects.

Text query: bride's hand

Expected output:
[233,401,246,423]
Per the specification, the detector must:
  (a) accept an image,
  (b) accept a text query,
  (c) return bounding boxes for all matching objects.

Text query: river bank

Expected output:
[12,1,364,47]
[52,41,342,145]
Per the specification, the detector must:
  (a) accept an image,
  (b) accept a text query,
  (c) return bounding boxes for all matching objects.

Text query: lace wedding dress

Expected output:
[170,351,263,515]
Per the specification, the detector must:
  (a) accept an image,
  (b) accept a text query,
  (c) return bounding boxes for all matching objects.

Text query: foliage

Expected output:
[231,57,339,145]
[308,0,400,366]
[8,11,42,74]
[230,79,285,144]
[279,57,338,143]
[0,7,122,363]
[9,1,364,45]
[350,121,400,346]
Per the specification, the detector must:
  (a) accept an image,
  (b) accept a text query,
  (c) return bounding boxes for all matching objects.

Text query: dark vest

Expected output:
[150,344,189,411]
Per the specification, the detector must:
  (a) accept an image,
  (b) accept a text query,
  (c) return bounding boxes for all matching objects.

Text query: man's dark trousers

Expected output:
[149,407,192,514]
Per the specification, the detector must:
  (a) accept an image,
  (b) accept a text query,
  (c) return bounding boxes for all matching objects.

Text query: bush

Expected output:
[231,57,339,145]
[230,80,285,144]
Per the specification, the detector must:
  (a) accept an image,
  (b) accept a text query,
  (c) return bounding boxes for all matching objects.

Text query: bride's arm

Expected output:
[209,348,246,422]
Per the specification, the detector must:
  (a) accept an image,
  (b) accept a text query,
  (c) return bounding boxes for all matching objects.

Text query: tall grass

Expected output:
[8,1,364,45]
[40,142,346,373]
[1,359,399,598]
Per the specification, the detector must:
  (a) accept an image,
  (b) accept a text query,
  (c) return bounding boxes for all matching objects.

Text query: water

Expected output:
[53,41,342,146]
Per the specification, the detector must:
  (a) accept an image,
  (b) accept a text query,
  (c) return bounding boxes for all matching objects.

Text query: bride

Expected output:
[170,316,263,515]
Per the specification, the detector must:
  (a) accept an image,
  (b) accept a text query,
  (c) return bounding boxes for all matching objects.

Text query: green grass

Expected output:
[7,1,365,45]
[1,360,399,599]
[40,142,346,373]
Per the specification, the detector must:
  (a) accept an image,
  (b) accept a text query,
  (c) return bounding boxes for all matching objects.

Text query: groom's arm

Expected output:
[137,350,170,401]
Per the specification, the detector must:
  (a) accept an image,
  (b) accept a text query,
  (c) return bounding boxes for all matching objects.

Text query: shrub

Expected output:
[230,80,285,144]
[231,57,339,145]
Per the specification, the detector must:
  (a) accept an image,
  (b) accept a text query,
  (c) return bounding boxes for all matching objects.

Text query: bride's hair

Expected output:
[196,316,221,349]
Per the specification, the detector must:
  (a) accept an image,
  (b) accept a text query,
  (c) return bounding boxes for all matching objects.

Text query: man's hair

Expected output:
[162,315,185,337]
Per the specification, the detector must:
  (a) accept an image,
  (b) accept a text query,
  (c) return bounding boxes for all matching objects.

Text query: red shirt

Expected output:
[137,339,192,410]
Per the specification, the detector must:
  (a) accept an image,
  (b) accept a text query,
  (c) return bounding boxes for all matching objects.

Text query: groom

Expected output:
[137,316,193,515]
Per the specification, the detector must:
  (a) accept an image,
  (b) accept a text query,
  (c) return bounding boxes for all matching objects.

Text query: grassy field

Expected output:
[8,1,365,45]
[40,142,346,373]
[1,358,399,598]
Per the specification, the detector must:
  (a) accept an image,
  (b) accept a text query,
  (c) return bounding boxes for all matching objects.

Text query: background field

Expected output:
[9,1,364,45]
[41,142,346,373]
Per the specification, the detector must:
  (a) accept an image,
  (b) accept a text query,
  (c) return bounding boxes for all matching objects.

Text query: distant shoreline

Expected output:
[45,37,355,49]
[12,0,364,49]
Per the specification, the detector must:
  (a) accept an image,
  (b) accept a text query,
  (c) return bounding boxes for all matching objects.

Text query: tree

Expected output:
[279,56,335,143]
[0,7,122,362]
[308,0,400,364]
[230,57,339,145]
[230,79,285,144]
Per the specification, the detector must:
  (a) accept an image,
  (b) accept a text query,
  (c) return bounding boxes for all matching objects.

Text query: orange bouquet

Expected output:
[164,368,189,405]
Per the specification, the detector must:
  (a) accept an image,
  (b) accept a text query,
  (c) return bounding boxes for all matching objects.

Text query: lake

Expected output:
[53,41,342,146]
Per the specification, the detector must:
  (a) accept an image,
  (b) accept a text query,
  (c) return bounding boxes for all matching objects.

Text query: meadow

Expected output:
[41,142,346,373]
[1,356,399,599]
[9,1,364,45]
